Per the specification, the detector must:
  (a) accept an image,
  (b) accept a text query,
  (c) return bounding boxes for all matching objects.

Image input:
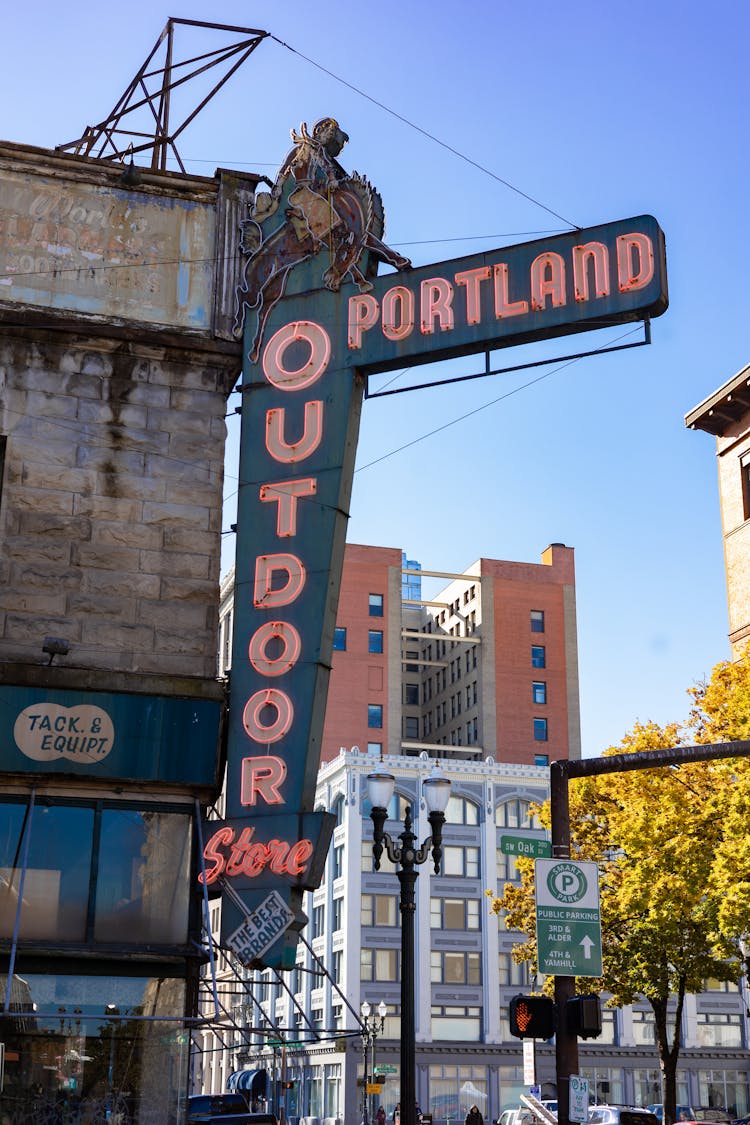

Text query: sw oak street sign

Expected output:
[501,833,552,858]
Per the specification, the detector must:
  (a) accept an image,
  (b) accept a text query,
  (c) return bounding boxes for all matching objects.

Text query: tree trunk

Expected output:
[651,979,687,1125]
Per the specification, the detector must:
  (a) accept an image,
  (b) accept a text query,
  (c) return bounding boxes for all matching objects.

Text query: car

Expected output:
[186,1094,277,1124]
[589,1107,659,1125]
[646,1108,695,1124]
[498,1102,559,1125]
[692,1112,732,1124]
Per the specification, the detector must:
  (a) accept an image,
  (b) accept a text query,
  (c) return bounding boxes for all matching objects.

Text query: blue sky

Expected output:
[4,2,747,757]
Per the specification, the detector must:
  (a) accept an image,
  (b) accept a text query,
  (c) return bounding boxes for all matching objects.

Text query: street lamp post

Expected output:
[367,764,451,1125]
[361,999,388,1125]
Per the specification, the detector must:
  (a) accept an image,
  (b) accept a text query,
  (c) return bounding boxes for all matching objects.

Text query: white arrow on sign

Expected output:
[580,934,595,958]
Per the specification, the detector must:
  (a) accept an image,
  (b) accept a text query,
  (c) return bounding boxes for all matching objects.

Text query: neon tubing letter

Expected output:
[199,826,234,884]
[242,688,293,743]
[420,278,454,334]
[530,252,566,311]
[266,401,324,464]
[254,553,306,608]
[493,263,529,319]
[240,755,288,805]
[262,320,331,391]
[227,827,255,875]
[572,242,610,302]
[285,839,314,875]
[455,266,490,326]
[249,620,302,677]
[382,286,415,342]
[259,478,317,537]
[617,233,654,292]
[348,293,379,349]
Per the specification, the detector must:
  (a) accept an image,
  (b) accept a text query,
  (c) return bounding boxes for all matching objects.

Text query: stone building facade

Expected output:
[0,139,256,1122]
[686,361,750,656]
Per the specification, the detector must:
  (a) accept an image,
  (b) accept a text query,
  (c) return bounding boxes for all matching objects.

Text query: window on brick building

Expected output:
[368,704,383,728]
[531,609,545,632]
[532,645,546,668]
[533,681,547,704]
[368,630,383,653]
[369,593,384,617]
[333,627,347,651]
[534,717,548,741]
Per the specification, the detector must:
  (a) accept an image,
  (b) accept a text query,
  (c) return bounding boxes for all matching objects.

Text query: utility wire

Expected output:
[0,226,570,286]
[218,325,642,519]
[355,326,643,473]
[270,35,580,231]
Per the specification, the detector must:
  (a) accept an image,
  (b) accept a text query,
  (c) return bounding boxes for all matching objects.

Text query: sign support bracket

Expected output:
[365,318,652,399]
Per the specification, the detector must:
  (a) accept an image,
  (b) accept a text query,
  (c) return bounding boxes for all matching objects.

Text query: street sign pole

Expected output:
[548,740,750,1125]
[550,763,578,1125]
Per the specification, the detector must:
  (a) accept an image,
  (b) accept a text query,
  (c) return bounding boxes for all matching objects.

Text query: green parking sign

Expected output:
[535,859,602,977]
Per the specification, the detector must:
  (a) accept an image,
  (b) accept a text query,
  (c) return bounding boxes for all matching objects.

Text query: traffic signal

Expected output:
[282,1080,297,1090]
[509,994,556,1040]
[566,994,602,1038]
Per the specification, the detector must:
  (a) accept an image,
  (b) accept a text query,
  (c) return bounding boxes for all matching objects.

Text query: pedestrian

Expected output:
[466,1106,484,1125]
[393,1103,401,1125]
[377,1107,387,1125]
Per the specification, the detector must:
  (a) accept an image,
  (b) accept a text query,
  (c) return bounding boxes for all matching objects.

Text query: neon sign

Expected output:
[286,215,667,375]
[214,119,667,970]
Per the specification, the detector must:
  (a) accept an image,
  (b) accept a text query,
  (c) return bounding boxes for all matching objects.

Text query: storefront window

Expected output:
[309,1065,324,1118]
[324,1063,342,1117]
[0,798,193,947]
[632,1068,690,1109]
[94,809,191,943]
[579,1066,624,1106]
[698,1069,750,1117]
[0,803,94,941]
[0,972,187,1124]
[498,1065,526,1114]
[429,1065,488,1122]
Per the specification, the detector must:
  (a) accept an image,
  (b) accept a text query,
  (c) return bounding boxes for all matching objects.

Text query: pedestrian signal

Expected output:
[509,994,556,1040]
[566,994,602,1038]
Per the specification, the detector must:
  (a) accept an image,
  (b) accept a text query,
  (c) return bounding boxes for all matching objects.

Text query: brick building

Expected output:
[220,542,581,767]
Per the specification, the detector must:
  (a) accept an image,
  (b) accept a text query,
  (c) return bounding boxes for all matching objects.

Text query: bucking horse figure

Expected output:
[233,117,411,363]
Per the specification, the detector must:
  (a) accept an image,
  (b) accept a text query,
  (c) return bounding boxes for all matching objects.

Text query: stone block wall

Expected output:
[0,329,238,678]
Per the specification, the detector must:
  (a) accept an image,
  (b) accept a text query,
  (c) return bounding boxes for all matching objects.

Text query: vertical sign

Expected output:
[201,285,361,966]
[569,1076,590,1123]
[523,1040,536,1085]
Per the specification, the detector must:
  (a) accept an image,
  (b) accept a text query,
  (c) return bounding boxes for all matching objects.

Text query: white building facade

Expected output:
[194,750,750,1124]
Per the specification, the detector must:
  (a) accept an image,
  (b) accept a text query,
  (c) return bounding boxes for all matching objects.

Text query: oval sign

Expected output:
[13,703,115,764]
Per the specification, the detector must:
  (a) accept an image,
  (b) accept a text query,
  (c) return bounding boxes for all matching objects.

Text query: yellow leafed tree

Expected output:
[489,652,750,1125]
